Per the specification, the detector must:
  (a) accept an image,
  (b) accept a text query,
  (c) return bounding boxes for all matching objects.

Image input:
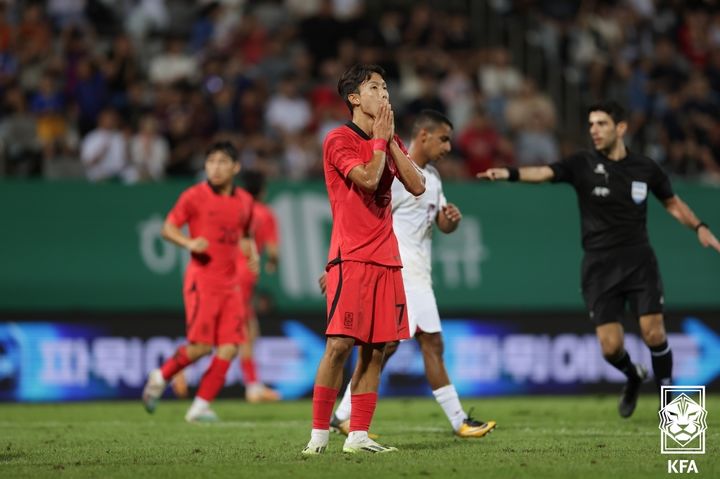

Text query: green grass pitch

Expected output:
[1,395,717,478]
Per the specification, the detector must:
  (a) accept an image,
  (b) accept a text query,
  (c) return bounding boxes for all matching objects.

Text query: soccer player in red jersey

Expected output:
[302,64,426,455]
[169,170,281,402]
[236,170,282,403]
[141,141,255,422]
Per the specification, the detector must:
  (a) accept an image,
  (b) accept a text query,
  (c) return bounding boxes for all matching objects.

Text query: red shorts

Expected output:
[183,276,246,345]
[325,261,410,344]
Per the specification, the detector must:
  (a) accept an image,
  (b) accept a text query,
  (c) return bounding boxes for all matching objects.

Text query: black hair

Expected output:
[205,141,239,162]
[337,64,386,113]
[587,101,627,124]
[241,169,266,199]
[411,109,453,137]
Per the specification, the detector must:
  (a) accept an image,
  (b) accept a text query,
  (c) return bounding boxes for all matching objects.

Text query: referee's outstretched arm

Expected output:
[476,166,553,183]
[663,195,720,253]
[477,166,720,253]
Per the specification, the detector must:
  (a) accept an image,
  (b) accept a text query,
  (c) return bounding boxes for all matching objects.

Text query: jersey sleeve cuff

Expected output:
[342,160,367,178]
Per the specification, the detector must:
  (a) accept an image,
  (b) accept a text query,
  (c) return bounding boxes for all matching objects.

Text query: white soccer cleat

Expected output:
[142,369,167,414]
[342,435,398,454]
[185,407,219,423]
[301,442,328,456]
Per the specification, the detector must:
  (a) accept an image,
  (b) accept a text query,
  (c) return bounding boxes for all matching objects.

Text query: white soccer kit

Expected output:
[391,164,446,336]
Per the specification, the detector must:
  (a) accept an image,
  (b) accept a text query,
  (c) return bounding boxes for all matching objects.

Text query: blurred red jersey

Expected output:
[251,202,279,255]
[167,182,254,290]
[323,122,406,268]
[237,201,279,284]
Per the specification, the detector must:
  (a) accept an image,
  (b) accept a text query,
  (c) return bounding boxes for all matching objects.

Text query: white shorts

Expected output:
[405,286,442,337]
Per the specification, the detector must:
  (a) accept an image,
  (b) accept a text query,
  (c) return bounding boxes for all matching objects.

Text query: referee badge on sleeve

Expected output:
[631,181,647,204]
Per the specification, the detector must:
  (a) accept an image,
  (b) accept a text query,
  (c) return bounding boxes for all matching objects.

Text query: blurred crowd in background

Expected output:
[0,0,719,183]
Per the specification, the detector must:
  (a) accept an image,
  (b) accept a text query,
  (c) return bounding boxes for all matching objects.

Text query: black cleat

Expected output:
[618,364,648,418]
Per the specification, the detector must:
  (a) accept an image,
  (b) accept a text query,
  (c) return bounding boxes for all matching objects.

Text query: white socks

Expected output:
[432,384,467,431]
[334,382,353,422]
[310,428,330,446]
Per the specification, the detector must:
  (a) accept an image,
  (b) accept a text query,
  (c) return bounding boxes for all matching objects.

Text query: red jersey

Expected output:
[237,201,279,282]
[167,182,254,290]
[323,122,406,268]
[251,202,279,254]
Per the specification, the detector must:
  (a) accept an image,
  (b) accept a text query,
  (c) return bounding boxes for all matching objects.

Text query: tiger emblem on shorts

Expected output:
[658,393,707,446]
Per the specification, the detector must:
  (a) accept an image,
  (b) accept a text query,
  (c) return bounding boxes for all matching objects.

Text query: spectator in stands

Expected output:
[478,47,523,130]
[47,0,87,30]
[80,108,129,182]
[149,35,197,85]
[647,37,688,103]
[403,68,447,133]
[125,0,170,43]
[210,82,239,133]
[438,63,475,132]
[677,4,711,69]
[31,73,67,161]
[505,79,559,166]
[103,34,140,111]
[265,73,311,136]
[72,58,108,136]
[681,72,720,178]
[127,114,169,183]
[17,4,52,65]
[458,106,514,177]
[0,85,42,176]
[1,1,719,181]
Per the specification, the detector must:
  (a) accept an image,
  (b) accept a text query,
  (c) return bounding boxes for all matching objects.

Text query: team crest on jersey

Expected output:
[631,181,647,204]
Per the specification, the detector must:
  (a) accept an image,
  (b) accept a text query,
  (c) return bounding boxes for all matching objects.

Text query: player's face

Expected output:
[355,72,389,117]
[423,123,453,162]
[588,111,623,152]
[205,151,240,187]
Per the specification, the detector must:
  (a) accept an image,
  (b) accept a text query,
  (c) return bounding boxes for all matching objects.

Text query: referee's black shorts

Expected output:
[581,244,664,326]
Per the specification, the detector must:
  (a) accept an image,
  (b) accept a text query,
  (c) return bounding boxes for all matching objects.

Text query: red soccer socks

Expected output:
[311,385,339,430]
[160,346,192,381]
[349,392,378,432]
[196,356,231,401]
[240,357,258,384]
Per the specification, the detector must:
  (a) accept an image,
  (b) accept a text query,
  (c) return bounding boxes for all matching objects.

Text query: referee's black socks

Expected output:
[649,340,673,390]
[606,350,642,382]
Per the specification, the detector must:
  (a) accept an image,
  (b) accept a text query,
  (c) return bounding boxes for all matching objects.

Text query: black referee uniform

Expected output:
[549,149,674,325]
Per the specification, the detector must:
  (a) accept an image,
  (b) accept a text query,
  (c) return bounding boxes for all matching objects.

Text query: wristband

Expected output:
[507,167,519,182]
[694,222,708,232]
[372,138,388,152]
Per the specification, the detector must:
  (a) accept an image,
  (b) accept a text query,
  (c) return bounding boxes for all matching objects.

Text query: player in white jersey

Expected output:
[322,110,497,438]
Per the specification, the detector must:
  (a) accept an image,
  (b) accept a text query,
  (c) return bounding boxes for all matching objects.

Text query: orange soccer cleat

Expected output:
[245,384,281,403]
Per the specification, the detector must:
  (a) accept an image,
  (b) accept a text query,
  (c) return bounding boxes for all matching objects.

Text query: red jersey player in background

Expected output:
[142,141,255,423]
[169,170,280,403]
[237,169,282,403]
[302,64,426,455]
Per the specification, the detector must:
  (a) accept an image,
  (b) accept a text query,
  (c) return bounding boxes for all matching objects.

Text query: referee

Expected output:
[478,101,720,418]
